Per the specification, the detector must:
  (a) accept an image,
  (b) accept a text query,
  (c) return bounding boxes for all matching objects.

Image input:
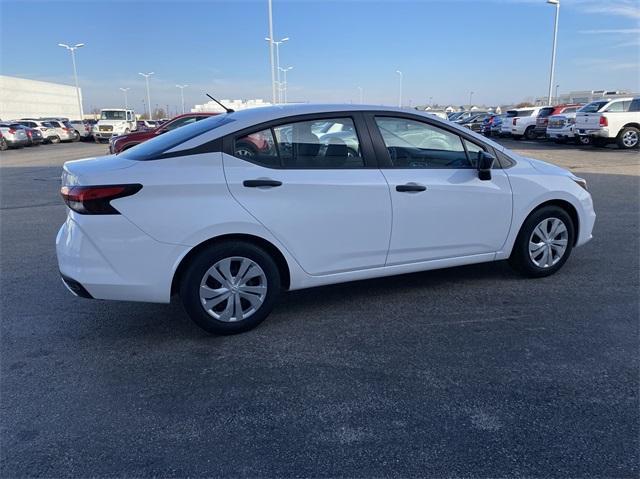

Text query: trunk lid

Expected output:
[62,154,138,187]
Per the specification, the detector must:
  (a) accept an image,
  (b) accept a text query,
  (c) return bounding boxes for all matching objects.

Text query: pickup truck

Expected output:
[502,107,546,140]
[575,97,640,149]
[534,104,582,138]
[546,111,580,143]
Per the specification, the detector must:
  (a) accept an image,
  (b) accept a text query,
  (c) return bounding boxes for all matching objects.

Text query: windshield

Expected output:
[579,101,608,113]
[538,107,555,118]
[101,111,126,120]
[118,114,235,161]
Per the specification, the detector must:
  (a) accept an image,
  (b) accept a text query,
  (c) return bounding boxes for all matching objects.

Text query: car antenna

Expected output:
[206,94,234,113]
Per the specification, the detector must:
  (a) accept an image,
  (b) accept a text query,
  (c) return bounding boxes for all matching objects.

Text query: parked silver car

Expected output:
[0,122,28,148]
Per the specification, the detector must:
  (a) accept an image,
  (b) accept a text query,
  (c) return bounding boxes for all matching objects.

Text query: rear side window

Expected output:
[605,101,625,112]
[233,117,364,169]
[517,110,533,117]
[119,114,235,160]
[505,110,518,118]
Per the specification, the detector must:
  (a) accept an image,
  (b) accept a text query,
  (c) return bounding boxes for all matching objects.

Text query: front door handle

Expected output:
[243,179,283,188]
[396,183,427,193]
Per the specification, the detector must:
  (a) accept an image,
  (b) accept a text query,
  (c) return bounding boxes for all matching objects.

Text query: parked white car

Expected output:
[18,119,70,143]
[575,97,640,149]
[94,109,137,142]
[546,112,579,143]
[57,104,595,335]
[506,107,547,140]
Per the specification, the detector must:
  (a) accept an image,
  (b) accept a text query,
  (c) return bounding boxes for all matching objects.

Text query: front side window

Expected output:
[374,117,472,169]
[630,99,640,112]
[233,117,363,169]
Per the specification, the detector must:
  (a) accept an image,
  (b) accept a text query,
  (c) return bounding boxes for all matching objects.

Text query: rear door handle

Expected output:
[396,183,427,193]
[243,179,283,188]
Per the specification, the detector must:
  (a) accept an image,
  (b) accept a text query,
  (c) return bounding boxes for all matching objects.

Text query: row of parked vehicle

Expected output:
[435,96,640,150]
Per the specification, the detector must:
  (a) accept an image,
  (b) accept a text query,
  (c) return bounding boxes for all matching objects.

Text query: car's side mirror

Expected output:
[477,151,495,181]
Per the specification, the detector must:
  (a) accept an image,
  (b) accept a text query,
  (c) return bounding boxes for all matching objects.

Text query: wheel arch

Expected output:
[522,199,580,246]
[622,122,640,130]
[171,233,291,296]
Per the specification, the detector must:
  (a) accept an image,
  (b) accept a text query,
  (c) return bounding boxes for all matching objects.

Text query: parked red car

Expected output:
[109,113,217,154]
[534,104,582,137]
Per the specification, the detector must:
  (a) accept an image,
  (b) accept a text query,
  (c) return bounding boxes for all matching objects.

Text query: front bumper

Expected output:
[547,126,575,139]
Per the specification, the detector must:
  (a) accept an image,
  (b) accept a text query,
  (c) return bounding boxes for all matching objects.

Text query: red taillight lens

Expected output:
[8,128,15,134]
[60,184,142,215]
[599,116,608,127]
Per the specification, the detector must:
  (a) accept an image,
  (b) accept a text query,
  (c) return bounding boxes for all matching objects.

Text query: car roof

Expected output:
[167,103,509,155]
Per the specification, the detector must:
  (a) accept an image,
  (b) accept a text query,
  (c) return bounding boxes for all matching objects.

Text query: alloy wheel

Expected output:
[622,130,638,148]
[528,217,568,268]
[199,256,267,322]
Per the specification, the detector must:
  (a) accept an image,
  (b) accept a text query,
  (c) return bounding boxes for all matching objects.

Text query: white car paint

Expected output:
[57,104,596,307]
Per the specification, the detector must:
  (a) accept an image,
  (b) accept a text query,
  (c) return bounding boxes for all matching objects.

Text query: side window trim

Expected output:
[223,112,378,169]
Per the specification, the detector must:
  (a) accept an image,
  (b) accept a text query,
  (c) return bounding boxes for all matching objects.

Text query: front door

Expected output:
[223,114,392,276]
[367,115,513,266]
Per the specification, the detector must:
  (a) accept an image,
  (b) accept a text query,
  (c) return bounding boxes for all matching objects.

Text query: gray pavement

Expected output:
[1,139,638,477]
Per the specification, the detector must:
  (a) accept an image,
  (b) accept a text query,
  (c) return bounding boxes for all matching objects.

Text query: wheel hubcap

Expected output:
[623,131,638,147]
[528,217,568,268]
[199,256,267,322]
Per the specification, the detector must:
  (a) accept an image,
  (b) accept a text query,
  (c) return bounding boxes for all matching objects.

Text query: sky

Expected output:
[1,0,639,113]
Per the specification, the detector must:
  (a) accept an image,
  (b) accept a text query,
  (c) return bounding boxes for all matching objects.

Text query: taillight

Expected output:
[513,118,518,125]
[8,128,15,134]
[599,116,608,127]
[60,184,142,215]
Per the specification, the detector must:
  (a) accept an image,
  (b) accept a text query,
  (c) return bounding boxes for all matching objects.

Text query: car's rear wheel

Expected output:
[0,138,7,151]
[50,135,61,144]
[72,131,80,142]
[617,127,639,149]
[509,205,575,278]
[576,135,591,146]
[179,241,281,335]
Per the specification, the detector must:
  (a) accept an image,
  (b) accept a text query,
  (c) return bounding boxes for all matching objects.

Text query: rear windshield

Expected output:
[579,101,608,113]
[538,107,555,118]
[118,114,235,161]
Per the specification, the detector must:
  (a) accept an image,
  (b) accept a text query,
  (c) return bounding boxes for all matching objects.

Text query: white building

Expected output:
[0,75,82,120]
[191,98,272,113]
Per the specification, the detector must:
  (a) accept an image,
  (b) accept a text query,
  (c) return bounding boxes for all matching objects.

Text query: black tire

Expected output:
[524,126,537,140]
[0,138,7,151]
[617,126,640,150]
[50,135,61,144]
[179,241,281,335]
[509,205,575,278]
[72,131,80,142]
[576,135,592,146]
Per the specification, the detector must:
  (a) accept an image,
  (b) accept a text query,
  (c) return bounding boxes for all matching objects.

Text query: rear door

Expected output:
[223,113,392,276]
[366,114,512,265]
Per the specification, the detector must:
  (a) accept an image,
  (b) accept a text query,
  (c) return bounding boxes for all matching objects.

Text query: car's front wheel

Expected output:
[509,206,575,278]
[179,241,281,335]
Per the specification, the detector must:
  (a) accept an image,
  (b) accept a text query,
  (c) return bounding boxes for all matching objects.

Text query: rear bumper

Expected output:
[577,128,609,138]
[56,214,190,303]
[6,138,28,147]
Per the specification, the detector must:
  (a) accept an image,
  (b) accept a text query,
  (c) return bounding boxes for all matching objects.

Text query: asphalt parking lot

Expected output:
[1,139,638,477]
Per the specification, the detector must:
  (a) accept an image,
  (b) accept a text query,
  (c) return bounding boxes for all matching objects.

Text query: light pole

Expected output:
[176,84,188,114]
[58,43,85,120]
[547,0,560,106]
[555,84,560,105]
[357,86,364,104]
[138,72,154,119]
[469,91,474,107]
[395,70,403,107]
[279,67,293,104]
[267,0,276,104]
[266,36,289,103]
[119,87,130,108]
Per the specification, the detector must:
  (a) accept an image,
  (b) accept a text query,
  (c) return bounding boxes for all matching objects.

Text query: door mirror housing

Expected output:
[477,151,495,180]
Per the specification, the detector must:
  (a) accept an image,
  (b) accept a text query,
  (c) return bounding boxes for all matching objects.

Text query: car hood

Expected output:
[525,156,573,178]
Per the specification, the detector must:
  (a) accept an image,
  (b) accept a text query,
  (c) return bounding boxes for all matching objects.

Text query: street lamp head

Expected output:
[265,37,271,42]
[547,0,559,4]
[74,43,85,48]
[281,37,290,42]
[396,70,402,75]
[57,43,69,49]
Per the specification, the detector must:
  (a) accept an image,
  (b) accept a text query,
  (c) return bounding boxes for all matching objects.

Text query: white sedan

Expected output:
[57,104,596,334]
